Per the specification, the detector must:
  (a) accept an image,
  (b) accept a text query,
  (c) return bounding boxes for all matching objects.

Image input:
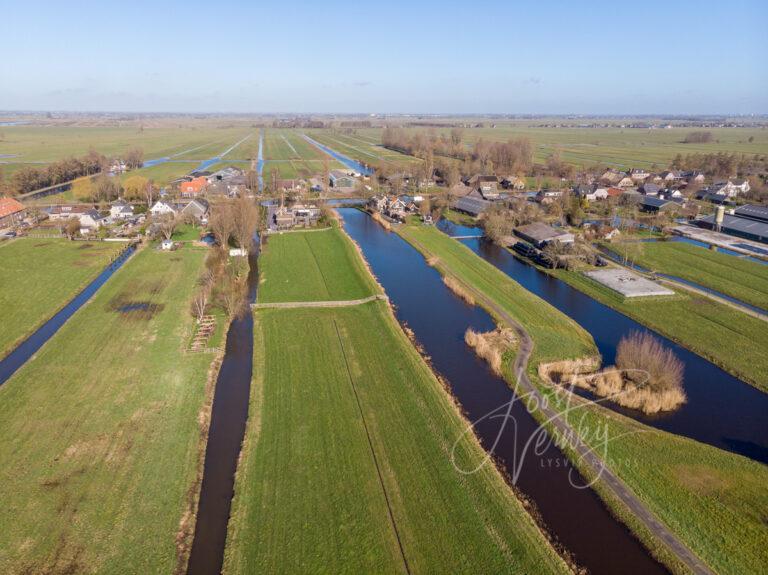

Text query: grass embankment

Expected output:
[442,208,478,226]
[224,230,568,574]
[258,228,379,302]
[550,268,768,392]
[0,238,124,359]
[395,221,768,575]
[0,246,217,573]
[607,240,768,310]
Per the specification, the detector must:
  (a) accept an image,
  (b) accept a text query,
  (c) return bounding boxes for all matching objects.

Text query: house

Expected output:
[46,205,104,228]
[514,222,575,248]
[109,160,127,174]
[0,197,26,228]
[682,171,705,184]
[149,199,209,222]
[659,170,682,182]
[640,196,678,213]
[110,199,134,220]
[616,176,635,188]
[329,169,357,189]
[150,200,178,217]
[629,168,650,182]
[606,187,624,198]
[603,228,621,241]
[574,184,608,201]
[160,239,175,251]
[207,166,244,184]
[640,183,661,196]
[180,176,208,198]
[465,174,499,187]
[600,169,625,185]
[711,179,750,197]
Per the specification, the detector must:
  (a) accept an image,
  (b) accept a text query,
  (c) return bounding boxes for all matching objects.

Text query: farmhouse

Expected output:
[47,205,105,229]
[0,198,26,228]
[629,168,650,181]
[268,203,321,231]
[574,184,608,201]
[180,176,208,198]
[535,189,564,204]
[150,199,209,222]
[501,175,526,190]
[514,222,575,247]
[454,196,491,216]
[710,179,750,197]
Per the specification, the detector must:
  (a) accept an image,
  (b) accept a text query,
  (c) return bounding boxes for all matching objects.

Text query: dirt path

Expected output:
[252,294,387,310]
[406,235,715,575]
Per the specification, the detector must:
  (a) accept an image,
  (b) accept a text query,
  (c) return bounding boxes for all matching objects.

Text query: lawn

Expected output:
[0,245,216,573]
[606,240,768,310]
[0,238,124,359]
[393,221,768,574]
[258,228,380,303]
[224,226,568,573]
[550,268,768,391]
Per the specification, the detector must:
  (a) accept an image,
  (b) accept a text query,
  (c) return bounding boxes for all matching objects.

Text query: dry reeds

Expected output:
[371,211,392,231]
[443,276,475,306]
[465,328,516,375]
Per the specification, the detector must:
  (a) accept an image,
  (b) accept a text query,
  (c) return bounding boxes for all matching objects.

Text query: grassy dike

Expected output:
[396,221,768,575]
[0,245,218,573]
[223,228,569,574]
[0,238,125,359]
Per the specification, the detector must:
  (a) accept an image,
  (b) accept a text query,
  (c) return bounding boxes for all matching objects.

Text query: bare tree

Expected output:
[158,214,178,241]
[125,147,144,170]
[64,217,81,240]
[232,194,260,252]
[210,202,235,249]
[219,269,247,318]
[190,286,210,323]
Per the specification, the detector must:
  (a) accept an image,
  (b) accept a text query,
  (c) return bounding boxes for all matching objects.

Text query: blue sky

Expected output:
[1,0,766,114]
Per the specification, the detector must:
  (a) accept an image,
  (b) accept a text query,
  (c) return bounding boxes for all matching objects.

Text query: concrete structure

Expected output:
[514,222,575,247]
[586,269,674,298]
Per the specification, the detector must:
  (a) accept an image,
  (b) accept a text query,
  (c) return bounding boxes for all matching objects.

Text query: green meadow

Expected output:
[224,229,568,574]
[0,238,124,359]
[0,246,215,573]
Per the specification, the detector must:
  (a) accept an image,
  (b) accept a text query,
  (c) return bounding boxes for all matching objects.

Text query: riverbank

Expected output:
[224,227,570,573]
[395,220,768,575]
[0,246,217,573]
[0,238,125,359]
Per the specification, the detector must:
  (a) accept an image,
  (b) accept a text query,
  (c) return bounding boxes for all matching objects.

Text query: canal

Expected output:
[438,219,768,464]
[339,208,666,575]
[0,243,136,386]
[186,239,259,575]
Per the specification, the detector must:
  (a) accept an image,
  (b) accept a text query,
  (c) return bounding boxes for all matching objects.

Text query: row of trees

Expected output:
[670,151,766,177]
[9,150,107,195]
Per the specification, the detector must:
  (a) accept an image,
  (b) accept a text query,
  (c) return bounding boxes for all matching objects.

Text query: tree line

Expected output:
[670,151,766,178]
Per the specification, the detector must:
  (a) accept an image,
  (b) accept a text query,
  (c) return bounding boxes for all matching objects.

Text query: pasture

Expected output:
[0,246,215,573]
[0,238,124,359]
[258,228,379,303]
[224,227,568,574]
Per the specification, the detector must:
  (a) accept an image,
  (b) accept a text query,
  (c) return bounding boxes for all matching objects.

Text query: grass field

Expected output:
[550,268,768,391]
[606,241,768,310]
[258,228,379,303]
[353,124,768,169]
[258,129,347,179]
[308,130,420,171]
[394,220,768,575]
[0,238,124,359]
[0,245,216,573]
[224,229,568,574]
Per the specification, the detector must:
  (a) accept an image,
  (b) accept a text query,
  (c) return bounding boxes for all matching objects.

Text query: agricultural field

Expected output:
[353,123,768,170]
[308,129,421,172]
[258,227,379,303]
[224,229,568,574]
[550,268,768,391]
[395,221,768,575]
[259,129,346,180]
[117,161,199,187]
[0,245,215,573]
[606,241,768,310]
[0,238,124,359]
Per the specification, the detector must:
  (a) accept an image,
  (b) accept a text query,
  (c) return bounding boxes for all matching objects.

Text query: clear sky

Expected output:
[1,0,766,114]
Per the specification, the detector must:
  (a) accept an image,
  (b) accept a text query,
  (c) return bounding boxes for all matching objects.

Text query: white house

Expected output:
[150,200,179,217]
[712,179,751,197]
[110,199,134,220]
